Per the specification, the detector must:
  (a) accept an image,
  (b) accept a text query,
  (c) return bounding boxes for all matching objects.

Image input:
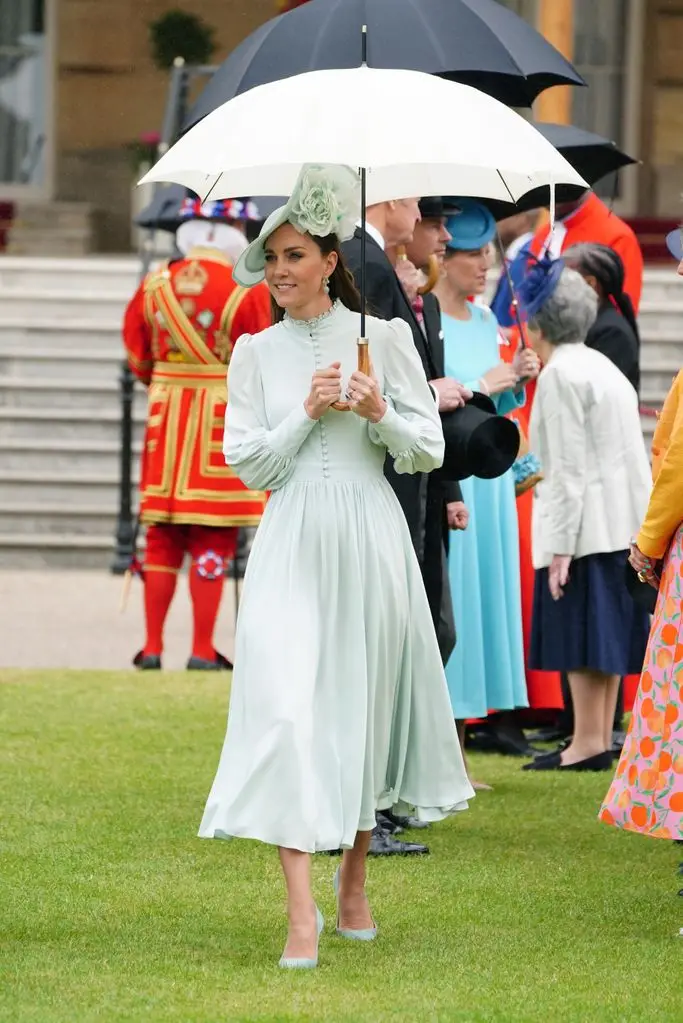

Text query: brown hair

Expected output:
[269,232,362,323]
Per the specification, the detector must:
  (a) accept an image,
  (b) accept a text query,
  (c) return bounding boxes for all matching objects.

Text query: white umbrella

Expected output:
[140,65,586,204]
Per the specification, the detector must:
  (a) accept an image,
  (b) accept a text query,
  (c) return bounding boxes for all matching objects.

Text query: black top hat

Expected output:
[418,196,462,220]
[440,393,521,481]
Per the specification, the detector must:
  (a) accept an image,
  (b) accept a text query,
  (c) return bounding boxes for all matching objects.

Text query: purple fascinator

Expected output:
[516,255,565,320]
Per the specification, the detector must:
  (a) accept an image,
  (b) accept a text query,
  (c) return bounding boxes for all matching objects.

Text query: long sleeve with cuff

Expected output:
[223,335,317,491]
[369,319,445,475]
[537,367,588,557]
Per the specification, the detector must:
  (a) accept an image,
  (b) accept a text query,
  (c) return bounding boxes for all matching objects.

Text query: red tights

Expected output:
[142,524,238,660]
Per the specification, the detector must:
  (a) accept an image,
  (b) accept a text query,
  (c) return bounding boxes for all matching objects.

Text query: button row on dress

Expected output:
[311,333,330,478]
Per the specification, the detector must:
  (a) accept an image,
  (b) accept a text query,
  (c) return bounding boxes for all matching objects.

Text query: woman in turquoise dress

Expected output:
[434,201,540,778]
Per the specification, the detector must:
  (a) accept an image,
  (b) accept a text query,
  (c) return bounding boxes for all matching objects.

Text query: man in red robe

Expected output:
[123,199,272,670]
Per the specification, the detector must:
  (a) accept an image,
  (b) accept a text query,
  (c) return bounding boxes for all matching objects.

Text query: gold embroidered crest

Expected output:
[175,260,208,296]
[180,298,196,317]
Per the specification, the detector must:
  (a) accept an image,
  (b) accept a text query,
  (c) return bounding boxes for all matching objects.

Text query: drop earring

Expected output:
[323,276,330,295]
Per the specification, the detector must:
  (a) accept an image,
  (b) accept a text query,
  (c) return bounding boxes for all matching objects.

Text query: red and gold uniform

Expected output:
[123,242,271,668]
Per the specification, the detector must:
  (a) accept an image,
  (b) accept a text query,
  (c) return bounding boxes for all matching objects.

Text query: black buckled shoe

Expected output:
[379,809,430,831]
[186,652,234,671]
[133,651,161,670]
[376,812,403,835]
[368,824,429,856]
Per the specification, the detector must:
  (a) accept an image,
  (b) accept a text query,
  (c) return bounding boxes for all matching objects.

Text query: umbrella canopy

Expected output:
[459,121,638,221]
[141,66,587,205]
[183,0,585,130]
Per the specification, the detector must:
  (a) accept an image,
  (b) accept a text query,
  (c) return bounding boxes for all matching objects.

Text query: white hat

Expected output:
[233,164,361,287]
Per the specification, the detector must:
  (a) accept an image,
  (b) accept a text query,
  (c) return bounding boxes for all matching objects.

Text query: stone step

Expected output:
[1,469,128,503]
[0,289,130,321]
[640,371,681,396]
[0,438,143,474]
[0,501,118,537]
[0,319,124,350]
[0,256,140,293]
[0,532,115,570]
[0,407,146,442]
[0,347,129,381]
[0,377,148,411]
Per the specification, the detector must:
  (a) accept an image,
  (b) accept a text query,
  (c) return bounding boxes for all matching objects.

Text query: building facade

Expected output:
[1,0,681,251]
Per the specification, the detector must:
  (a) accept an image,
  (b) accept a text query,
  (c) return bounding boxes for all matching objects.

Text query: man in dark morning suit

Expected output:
[342,198,471,856]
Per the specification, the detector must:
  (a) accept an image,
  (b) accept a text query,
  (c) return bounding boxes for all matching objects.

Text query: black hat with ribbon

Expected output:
[440,392,521,482]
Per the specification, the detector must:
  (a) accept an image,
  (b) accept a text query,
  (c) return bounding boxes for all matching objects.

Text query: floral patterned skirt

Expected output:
[599,523,683,841]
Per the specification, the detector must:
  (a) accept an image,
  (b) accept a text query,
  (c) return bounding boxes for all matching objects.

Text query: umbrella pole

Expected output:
[357,166,370,374]
[496,232,527,350]
[357,23,369,372]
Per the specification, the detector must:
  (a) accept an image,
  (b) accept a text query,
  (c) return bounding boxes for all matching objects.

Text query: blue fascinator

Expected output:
[516,255,565,320]
[445,199,496,251]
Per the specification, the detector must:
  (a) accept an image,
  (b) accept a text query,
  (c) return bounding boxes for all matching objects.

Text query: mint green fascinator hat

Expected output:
[233,164,361,287]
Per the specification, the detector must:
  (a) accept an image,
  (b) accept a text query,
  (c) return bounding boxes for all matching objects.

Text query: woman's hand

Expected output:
[513,346,540,383]
[481,361,520,396]
[304,362,342,420]
[447,501,469,531]
[629,541,659,590]
[347,368,387,423]
[548,554,571,601]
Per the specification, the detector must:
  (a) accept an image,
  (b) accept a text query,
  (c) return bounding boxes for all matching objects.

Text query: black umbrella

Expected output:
[456,122,638,221]
[183,0,584,131]
[135,187,286,235]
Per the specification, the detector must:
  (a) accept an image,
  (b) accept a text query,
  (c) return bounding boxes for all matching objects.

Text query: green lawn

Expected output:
[1,669,680,1023]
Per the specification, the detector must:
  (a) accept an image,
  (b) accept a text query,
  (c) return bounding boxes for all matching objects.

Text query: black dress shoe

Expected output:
[133,651,161,670]
[376,812,404,835]
[526,725,572,745]
[379,809,430,831]
[368,825,429,856]
[466,722,535,758]
[523,750,614,772]
[186,652,234,671]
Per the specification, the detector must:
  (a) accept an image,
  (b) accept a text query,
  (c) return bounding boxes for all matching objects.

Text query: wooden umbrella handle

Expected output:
[331,338,370,412]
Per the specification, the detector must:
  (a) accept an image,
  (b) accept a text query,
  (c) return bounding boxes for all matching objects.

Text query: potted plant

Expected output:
[148,9,216,70]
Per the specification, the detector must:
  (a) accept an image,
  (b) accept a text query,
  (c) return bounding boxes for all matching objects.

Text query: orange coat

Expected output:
[637,370,683,559]
[123,246,272,528]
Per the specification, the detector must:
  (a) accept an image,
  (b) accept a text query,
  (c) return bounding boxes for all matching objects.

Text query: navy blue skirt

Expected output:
[530,551,651,675]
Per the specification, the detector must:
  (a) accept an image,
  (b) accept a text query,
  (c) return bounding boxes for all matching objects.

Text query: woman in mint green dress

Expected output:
[434,201,539,773]
[198,167,473,969]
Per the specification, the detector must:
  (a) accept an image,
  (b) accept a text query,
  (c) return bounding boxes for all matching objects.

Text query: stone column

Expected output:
[535,0,575,125]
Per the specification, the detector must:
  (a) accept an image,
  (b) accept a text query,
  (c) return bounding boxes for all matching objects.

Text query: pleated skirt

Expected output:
[530,550,651,675]
[199,478,473,853]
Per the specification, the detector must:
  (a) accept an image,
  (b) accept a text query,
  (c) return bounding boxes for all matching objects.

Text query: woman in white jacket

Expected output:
[519,259,652,772]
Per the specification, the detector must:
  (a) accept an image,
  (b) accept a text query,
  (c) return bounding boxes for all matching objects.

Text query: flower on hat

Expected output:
[288,165,360,243]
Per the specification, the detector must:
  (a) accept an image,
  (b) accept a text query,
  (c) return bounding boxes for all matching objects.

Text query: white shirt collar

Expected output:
[356,220,385,251]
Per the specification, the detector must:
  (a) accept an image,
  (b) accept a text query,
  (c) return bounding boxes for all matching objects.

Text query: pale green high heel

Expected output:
[279,906,324,969]
[333,866,377,941]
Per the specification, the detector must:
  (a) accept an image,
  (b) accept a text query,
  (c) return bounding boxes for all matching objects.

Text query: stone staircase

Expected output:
[6,202,97,257]
[0,257,144,567]
[0,257,681,568]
